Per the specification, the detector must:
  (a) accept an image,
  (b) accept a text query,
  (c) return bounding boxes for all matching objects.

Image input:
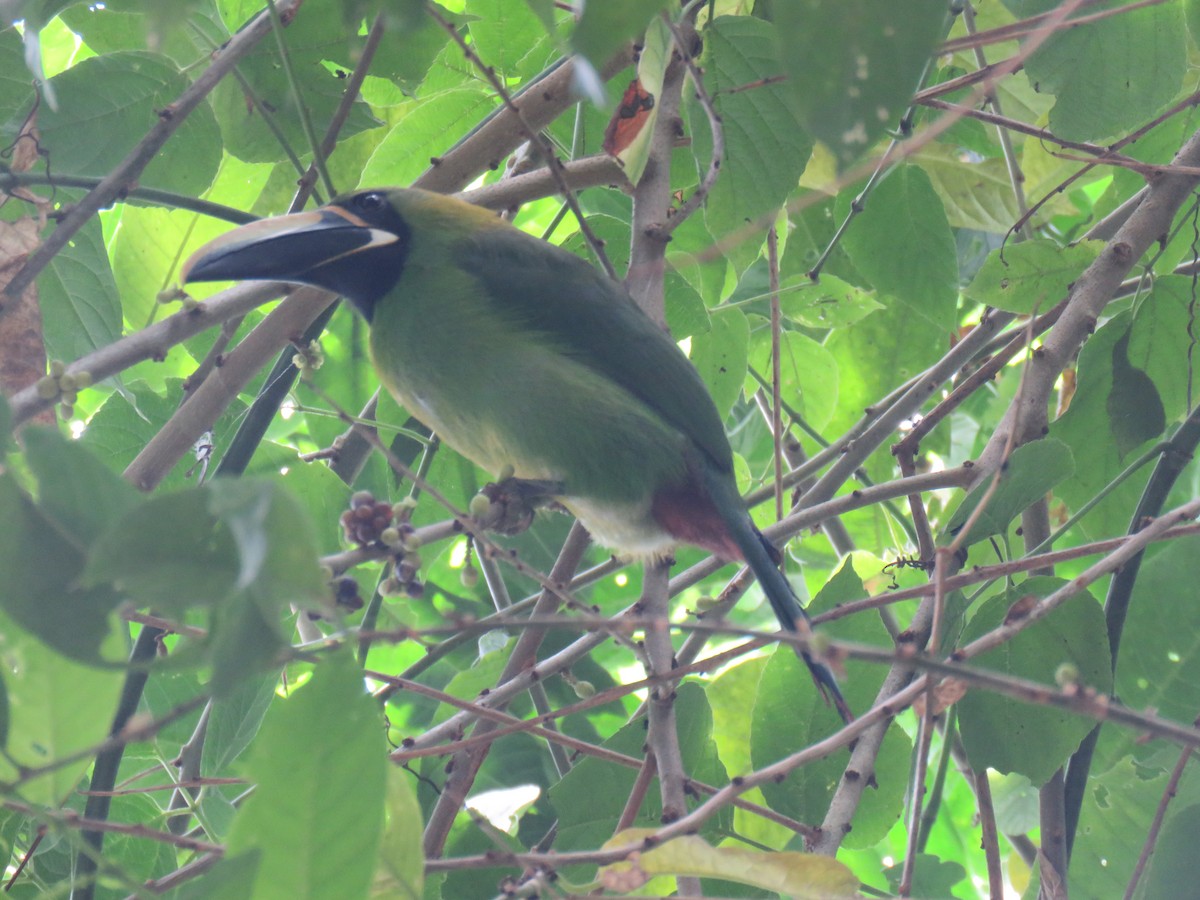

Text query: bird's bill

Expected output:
[181,206,398,286]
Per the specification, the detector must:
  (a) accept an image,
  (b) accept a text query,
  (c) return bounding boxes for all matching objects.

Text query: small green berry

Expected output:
[73,371,93,388]
[1055,662,1079,688]
[350,490,374,509]
[380,526,403,548]
[469,493,492,519]
[48,360,66,378]
[498,463,515,481]
[572,680,596,699]
[695,596,719,612]
[380,577,404,597]
[460,565,479,588]
[60,389,78,406]
[58,404,74,420]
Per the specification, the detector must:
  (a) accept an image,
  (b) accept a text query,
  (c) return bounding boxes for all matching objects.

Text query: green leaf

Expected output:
[838,165,957,331]
[771,1,947,167]
[689,306,749,420]
[1012,0,1186,141]
[205,478,328,612]
[1067,757,1200,897]
[372,765,425,899]
[965,239,1101,315]
[824,300,946,480]
[551,683,726,855]
[172,850,261,900]
[1049,311,1148,539]
[779,274,883,330]
[747,324,838,432]
[39,215,121,363]
[917,145,1023,235]
[466,0,552,77]
[957,577,1112,786]
[206,591,287,699]
[360,88,496,189]
[691,16,814,273]
[0,605,124,806]
[79,380,244,491]
[883,853,968,899]
[1127,276,1200,420]
[39,51,221,196]
[753,560,908,848]
[1098,534,1200,768]
[227,650,390,900]
[0,475,124,662]
[210,2,379,164]
[20,426,139,545]
[944,438,1075,549]
[1143,803,1200,898]
[200,672,278,776]
[0,29,36,135]
[84,487,240,613]
[569,0,670,77]
[1106,329,1165,460]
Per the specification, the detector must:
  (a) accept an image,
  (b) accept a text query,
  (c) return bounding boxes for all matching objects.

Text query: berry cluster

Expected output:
[339,490,424,600]
[35,360,92,419]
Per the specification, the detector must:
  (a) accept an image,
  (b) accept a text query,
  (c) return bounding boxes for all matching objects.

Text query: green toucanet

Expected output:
[183,187,849,719]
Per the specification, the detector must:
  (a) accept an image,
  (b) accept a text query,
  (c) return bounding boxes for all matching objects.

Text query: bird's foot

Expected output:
[471,477,564,536]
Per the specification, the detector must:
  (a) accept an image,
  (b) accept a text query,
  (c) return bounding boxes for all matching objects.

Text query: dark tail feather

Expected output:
[701,466,853,723]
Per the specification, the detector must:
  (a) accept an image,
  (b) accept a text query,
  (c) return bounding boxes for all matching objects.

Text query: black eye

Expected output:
[356,192,385,213]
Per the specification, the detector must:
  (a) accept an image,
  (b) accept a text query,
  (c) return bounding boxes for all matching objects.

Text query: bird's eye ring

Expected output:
[356,192,385,213]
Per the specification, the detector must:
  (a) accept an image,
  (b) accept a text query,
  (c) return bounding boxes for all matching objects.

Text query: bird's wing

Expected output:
[454,227,734,473]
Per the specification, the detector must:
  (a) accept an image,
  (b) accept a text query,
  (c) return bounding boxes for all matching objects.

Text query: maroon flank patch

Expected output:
[650,481,742,561]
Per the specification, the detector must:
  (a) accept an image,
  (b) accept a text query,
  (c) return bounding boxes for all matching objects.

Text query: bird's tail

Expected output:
[701,466,853,723]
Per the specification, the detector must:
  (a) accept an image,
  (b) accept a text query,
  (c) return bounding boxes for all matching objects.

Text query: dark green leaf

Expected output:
[1048,312,1145,540]
[1098,534,1200,768]
[1143,803,1200,898]
[0,475,124,662]
[171,850,261,900]
[772,1,947,167]
[957,577,1112,786]
[227,650,387,898]
[84,488,240,613]
[944,438,1075,548]
[883,853,968,899]
[21,426,139,545]
[205,592,286,699]
[205,478,328,612]
[1107,329,1165,459]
